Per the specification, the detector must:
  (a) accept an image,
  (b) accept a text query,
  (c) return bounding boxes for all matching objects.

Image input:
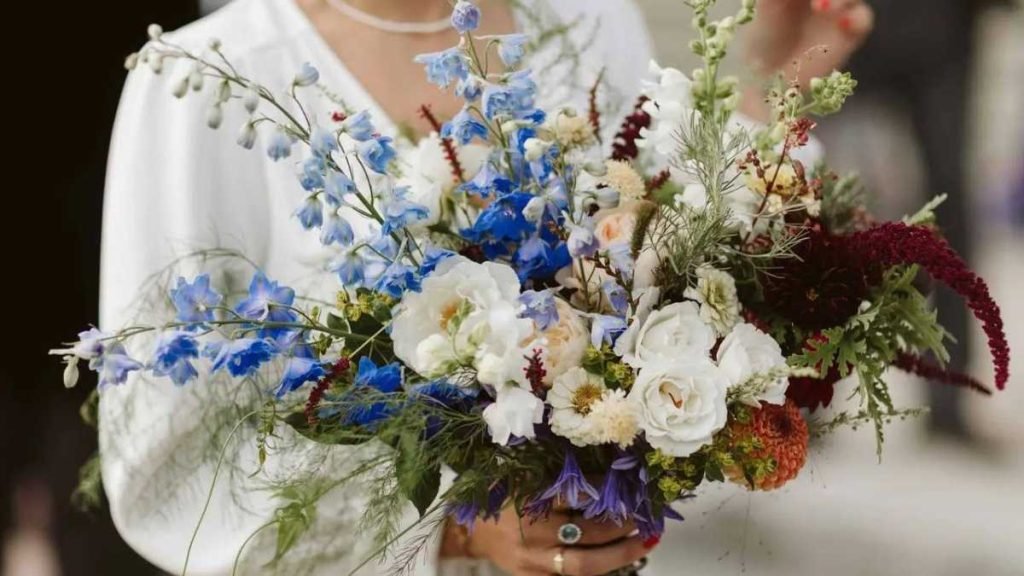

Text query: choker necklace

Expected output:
[324,0,453,34]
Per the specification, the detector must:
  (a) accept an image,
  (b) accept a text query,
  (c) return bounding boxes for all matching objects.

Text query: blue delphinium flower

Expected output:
[483,71,538,120]
[590,314,628,348]
[537,453,599,510]
[206,338,277,378]
[149,330,200,386]
[342,110,375,141]
[324,170,356,206]
[606,243,634,279]
[169,274,222,324]
[267,128,293,161]
[235,271,297,325]
[358,136,396,174]
[459,162,512,199]
[456,76,483,102]
[333,247,366,286]
[381,187,430,235]
[412,379,475,438]
[519,289,559,331]
[414,48,468,88]
[462,192,534,248]
[341,357,404,428]
[513,236,571,281]
[94,343,143,388]
[310,125,338,158]
[450,1,480,33]
[419,247,458,276]
[276,356,326,398]
[566,217,599,258]
[373,262,420,298]
[320,212,355,246]
[602,281,629,317]
[299,156,326,192]
[293,62,320,87]
[442,109,489,145]
[296,196,324,230]
[495,34,529,67]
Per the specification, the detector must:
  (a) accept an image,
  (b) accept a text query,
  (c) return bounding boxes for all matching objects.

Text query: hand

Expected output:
[741,0,875,120]
[444,507,655,576]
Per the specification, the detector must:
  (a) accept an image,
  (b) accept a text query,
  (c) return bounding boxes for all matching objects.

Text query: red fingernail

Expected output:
[642,536,661,549]
[838,14,852,32]
[815,0,831,11]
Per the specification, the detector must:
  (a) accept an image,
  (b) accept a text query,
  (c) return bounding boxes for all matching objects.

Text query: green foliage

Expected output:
[71,452,104,512]
[395,430,442,517]
[791,266,950,456]
[817,168,867,235]
[272,485,320,563]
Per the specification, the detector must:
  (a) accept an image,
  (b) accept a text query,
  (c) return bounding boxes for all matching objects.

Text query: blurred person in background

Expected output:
[819,0,1015,439]
[3,2,198,575]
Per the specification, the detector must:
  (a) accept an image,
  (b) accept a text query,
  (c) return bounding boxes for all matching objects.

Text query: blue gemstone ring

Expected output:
[558,522,583,545]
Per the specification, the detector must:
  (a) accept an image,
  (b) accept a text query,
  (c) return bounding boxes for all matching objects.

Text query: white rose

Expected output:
[593,203,638,249]
[615,301,715,368]
[716,323,789,406]
[483,384,545,445]
[627,358,729,457]
[524,299,590,387]
[391,258,533,388]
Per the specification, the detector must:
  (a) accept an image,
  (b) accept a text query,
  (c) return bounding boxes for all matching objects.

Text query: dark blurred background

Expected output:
[3,1,1021,575]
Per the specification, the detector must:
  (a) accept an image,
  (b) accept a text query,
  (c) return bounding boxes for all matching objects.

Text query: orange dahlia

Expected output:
[726,400,809,491]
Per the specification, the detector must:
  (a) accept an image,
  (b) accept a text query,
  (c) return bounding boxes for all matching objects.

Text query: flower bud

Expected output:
[293,62,320,87]
[147,24,163,40]
[148,54,164,74]
[243,84,261,114]
[171,76,189,99]
[594,186,620,209]
[189,69,204,92]
[62,357,79,389]
[524,138,552,162]
[522,196,547,222]
[236,121,257,149]
[215,80,231,104]
[124,52,140,70]
[207,38,222,51]
[206,105,223,129]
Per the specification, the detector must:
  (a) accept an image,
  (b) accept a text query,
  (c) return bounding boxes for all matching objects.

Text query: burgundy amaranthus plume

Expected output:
[418,105,465,184]
[851,222,1010,390]
[893,353,992,396]
[588,70,605,143]
[524,349,547,396]
[646,169,671,193]
[305,357,352,426]
[611,96,651,161]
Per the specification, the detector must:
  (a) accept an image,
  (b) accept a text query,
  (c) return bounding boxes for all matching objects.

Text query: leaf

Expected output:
[273,497,315,562]
[284,412,373,446]
[326,312,348,331]
[395,430,441,517]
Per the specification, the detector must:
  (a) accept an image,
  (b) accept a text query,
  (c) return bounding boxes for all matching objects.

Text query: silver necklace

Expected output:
[324,0,453,34]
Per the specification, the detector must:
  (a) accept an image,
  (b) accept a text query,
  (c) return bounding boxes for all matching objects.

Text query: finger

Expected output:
[522,539,649,576]
[520,513,636,547]
[836,3,874,38]
[574,518,637,547]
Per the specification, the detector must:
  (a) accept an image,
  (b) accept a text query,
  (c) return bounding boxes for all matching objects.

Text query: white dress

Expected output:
[99,0,653,574]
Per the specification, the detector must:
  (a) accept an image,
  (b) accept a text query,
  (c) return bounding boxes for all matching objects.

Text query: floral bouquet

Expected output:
[53,0,1009,573]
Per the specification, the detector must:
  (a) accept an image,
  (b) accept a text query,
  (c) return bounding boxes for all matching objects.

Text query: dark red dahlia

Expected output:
[786,369,840,411]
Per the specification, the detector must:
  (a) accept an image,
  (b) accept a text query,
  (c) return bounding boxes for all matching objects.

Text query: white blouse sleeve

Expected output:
[98,46,277,574]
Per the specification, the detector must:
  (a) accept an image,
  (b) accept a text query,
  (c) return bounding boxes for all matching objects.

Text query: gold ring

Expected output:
[553,549,566,575]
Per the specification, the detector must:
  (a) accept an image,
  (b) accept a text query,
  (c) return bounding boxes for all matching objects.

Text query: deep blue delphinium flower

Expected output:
[442,109,489,145]
[296,196,324,230]
[343,110,376,142]
[450,1,480,33]
[459,162,512,199]
[340,357,404,429]
[321,213,355,246]
[495,34,529,67]
[206,338,277,378]
[276,356,326,398]
[324,170,356,206]
[358,136,397,174]
[513,235,571,282]
[590,314,628,348]
[333,248,366,286]
[419,247,458,276]
[356,357,402,393]
[170,274,222,324]
[412,380,476,438]
[310,125,338,158]
[414,48,469,88]
[462,192,534,247]
[267,129,293,161]
[94,343,143,388]
[519,289,559,331]
[149,330,200,386]
[373,262,420,298]
[381,187,430,235]
[537,453,599,510]
[299,156,326,191]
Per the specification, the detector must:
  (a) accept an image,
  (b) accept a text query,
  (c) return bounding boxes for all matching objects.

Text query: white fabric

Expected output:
[99,0,653,574]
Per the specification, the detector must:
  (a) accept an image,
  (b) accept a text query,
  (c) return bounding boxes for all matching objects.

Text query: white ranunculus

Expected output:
[548,367,607,447]
[627,358,729,457]
[483,384,545,445]
[391,257,533,388]
[684,266,741,336]
[400,133,489,227]
[524,299,590,387]
[615,300,715,368]
[716,323,789,406]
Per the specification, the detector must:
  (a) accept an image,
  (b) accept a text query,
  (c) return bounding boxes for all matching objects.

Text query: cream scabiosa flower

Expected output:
[615,300,716,368]
[548,367,607,447]
[716,323,789,406]
[627,358,729,457]
[684,266,741,336]
[601,160,647,203]
[587,389,641,448]
[390,257,533,388]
